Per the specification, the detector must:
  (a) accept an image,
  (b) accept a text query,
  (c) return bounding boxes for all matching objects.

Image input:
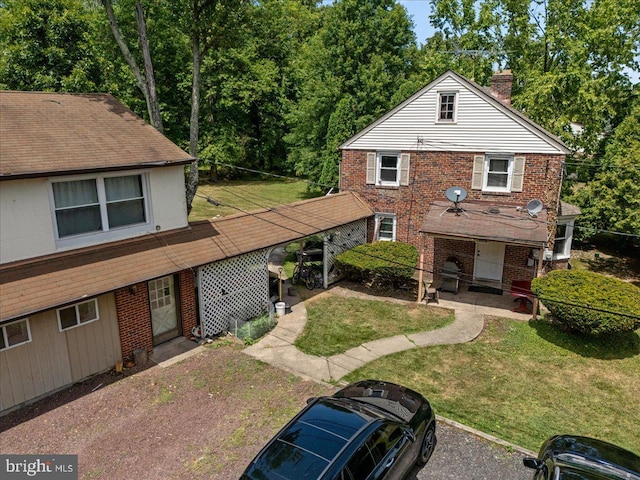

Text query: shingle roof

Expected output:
[419,200,549,247]
[0,91,193,179]
[0,192,373,322]
[559,200,581,217]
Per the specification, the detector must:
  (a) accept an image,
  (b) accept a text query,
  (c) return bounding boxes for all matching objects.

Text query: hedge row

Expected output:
[335,241,418,287]
[531,270,640,335]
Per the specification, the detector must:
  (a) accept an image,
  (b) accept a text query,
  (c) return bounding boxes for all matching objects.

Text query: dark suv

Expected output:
[240,380,436,480]
[524,435,640,480]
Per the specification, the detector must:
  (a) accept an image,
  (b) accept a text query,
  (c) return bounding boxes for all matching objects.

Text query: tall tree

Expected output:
[101,0,163,132]
[285,0,417,187]
[0,0,108,92]
[572,97,640,245]
[174,0,248,211]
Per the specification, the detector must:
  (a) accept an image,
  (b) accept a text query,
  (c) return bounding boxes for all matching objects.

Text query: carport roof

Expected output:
[419,201,549,247]
[0,192,373,322]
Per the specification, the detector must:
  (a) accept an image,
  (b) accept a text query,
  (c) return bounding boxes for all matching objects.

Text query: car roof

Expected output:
[242,397,388,480]
[544,436,640,480]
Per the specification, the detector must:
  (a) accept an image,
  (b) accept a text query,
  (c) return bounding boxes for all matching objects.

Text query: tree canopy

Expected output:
[2,0,638,236]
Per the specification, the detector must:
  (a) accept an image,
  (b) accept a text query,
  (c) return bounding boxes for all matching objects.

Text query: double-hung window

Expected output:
[52,173,148,240]
[484,155,512,191]
[437,92,457,122]
[553,221,574,260]
[0,319,31,351]
[472,154,525,193]
[375,213,396,241]
[57,298,99,331]
[378,153,400,186]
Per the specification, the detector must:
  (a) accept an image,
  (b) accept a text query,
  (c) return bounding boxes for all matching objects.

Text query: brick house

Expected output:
[339,70,580,292]
[0,91,373,413]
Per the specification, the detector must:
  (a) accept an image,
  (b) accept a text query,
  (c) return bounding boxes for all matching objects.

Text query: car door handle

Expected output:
[385,457,395,469]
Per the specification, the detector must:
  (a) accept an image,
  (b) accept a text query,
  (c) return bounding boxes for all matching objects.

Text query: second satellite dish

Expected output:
[526,199,543,217]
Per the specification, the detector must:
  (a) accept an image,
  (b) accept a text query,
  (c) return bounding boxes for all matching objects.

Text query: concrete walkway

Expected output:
[244,284,531,383]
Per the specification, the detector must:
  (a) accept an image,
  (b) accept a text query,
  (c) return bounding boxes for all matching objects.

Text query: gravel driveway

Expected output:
[412,422,531,479]
[0,340,532,479]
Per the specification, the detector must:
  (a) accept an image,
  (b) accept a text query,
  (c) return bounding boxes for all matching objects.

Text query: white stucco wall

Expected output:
[0,166,188,264]
[148,165,189,232]
[0,178,57,263]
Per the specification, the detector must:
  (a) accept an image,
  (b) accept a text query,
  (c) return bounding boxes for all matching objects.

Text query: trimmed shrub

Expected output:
[531,270,640,335]
[335,241,418,288]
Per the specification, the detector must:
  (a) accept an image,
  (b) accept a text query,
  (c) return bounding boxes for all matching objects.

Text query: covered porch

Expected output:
[419,200,550,300]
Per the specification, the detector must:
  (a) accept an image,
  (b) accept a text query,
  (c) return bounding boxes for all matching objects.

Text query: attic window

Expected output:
[437,92,457,122]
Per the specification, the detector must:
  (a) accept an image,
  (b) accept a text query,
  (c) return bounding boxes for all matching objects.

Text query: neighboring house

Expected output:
[0,91,372,413]
[339,70,580,291]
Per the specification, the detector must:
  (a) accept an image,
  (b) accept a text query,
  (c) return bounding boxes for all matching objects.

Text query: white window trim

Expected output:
[57,298,100,332]
[376,152,400,187]
[375,213,397,241]
[483,154,514,192]
[436,91,458,124]
[553,218,575,260]
[49,171,152,249]
[1,318,32,351]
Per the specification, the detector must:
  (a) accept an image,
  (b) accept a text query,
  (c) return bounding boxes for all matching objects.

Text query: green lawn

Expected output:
[344,316,640,454]
[295,296,454,357]
[189,179,319,221]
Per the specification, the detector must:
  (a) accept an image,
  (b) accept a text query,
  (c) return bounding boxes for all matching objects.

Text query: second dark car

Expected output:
[240,379,437,480]
[523,435,640,480]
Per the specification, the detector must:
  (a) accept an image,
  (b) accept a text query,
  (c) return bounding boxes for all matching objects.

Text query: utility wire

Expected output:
[197,183,638,319]
[202,162,640,239]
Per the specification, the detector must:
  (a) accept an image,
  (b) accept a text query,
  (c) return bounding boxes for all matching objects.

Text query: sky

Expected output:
[399,0,434,45]
[323,0,639,83]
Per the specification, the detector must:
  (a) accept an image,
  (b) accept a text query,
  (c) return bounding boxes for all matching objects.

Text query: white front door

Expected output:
[149,275,179,345]
[474,242,505,281]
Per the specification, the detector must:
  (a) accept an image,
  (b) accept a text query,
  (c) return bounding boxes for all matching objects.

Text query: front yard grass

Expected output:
[295,296,454,357]
[344,316,640,454]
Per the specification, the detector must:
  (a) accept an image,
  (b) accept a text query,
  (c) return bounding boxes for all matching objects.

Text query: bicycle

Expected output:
[291,263,320,290]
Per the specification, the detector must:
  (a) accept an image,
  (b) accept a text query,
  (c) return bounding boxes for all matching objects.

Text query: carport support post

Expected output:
[417,253,425,303]
[531,246,544,320]
[323,233,329,289]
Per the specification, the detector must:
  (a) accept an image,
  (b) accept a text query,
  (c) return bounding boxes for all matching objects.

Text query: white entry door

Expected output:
[149,275,179,345]
[474,242,505,281]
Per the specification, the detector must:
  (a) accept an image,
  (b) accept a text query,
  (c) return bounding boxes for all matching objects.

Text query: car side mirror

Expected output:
[404,429,416,443]
[523,457,544,470]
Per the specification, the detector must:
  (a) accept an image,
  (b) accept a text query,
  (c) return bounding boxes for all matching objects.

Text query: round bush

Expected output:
[531,270,640,335]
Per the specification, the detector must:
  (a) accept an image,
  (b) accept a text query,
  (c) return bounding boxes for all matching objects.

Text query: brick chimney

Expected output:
[489,70,513,106]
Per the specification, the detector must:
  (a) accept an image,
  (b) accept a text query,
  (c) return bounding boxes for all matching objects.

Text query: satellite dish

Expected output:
[445,186,467,203]
[526,199,543,217]
[444,186,468,216]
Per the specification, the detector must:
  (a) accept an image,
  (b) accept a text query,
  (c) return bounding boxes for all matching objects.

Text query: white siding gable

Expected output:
[341,72,568,155]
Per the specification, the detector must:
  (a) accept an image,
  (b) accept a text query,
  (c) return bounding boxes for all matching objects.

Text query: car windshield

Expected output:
[557,465,640,480]
[556,453,640,480]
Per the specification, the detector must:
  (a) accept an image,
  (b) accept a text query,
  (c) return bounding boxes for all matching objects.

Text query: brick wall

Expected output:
[115,270,199,360]
[115,282,153,361]
[342,149,564,284]
[178,270,198,337]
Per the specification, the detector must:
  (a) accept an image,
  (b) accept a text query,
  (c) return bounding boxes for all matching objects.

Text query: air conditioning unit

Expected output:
[543,249,554,261]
